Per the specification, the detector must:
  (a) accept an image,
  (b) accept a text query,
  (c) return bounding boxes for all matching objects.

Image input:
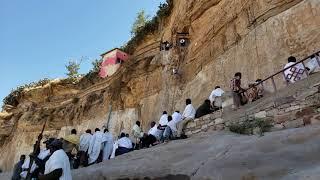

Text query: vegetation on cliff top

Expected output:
[2,0,173,108]
[122,0,173,54]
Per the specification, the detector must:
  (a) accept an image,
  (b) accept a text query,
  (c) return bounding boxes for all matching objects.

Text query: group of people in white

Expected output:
[11,53,319,180]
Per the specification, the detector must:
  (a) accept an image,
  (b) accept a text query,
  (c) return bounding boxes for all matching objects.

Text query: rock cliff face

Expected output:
[0,0,319,171]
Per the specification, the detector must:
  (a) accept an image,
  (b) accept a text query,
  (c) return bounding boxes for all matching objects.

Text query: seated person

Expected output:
[255,79,264,99]
[209,86,225,110]
[306,54,320,74]
[162,116,177,141]
[284,56,306,83]
[195,99,214,118]
[115,133,133,156]
[142,122,160,148]
[159,111,168,128]
[247,83,258,102]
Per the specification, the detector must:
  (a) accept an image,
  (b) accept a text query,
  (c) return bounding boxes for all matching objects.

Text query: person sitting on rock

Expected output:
[162,115,178,141]
[142,121,160,148]
[39,139,72,180]
[195,99,214,118]
[247,83,258,102]
[284,56,306,83]
[177,99,196,138]
[209,86,225,110]
[159,111,168,129]
[172,111,182,124]
[255,79,264,99]
[115,133,133,156]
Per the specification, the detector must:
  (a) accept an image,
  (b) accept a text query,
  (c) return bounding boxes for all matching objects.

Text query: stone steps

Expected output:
[184,72,320,136]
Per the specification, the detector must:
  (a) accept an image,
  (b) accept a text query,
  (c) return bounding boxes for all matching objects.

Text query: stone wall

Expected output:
[184,76,320,136]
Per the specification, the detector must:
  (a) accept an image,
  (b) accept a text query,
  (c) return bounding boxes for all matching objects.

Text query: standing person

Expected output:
[62,129,79,169]
[230,72,243,109]
[11,155,25,180]
[131,121,143,149]
[209,86,225,110]
[39,139,72,180]
[20,138,53,179]
[195,99,214,118]
[78,129,92,167]
[284,56,306,83]
[102,129,114,160]
[87,128,106,165]
[177,99,196,138]
[115,133,133,156]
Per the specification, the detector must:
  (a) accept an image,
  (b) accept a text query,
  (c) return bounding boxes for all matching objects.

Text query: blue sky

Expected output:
[0,0,164,107]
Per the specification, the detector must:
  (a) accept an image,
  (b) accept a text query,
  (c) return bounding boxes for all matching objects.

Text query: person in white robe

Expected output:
[87,128,107,165]
[172,111,182,124]
[284,56,306,83]
[102,129,114,160]
[115,133,133,156]
[78,129,92,167]
[20,138,53,179]
[306,54,320,74]
[132,121,143,149]
[209,86,225,108]
[163,116,178,141]
[159,111,168,127]
[177,99,196,137]
[39,139,71,180]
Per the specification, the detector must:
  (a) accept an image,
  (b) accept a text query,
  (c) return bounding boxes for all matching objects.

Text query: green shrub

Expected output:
[123,0,173,54]
[228,118,273,135]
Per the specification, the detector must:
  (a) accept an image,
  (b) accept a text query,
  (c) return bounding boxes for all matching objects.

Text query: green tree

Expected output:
[65,60,81,79]
[131,10,149,36]
[91,59,103,73]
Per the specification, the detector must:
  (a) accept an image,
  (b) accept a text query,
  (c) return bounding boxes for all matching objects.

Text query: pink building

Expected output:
[99,48,129,78]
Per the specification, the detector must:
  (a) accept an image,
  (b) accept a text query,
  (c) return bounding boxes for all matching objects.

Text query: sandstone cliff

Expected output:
[0,0,319,171]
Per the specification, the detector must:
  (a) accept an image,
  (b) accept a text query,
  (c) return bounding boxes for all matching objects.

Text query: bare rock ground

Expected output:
[69,125,320,180]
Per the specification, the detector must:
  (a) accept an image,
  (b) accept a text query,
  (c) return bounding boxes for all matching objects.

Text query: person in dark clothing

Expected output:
[195,99,214,118]
[11,155,26,180]
[141,121,159,148]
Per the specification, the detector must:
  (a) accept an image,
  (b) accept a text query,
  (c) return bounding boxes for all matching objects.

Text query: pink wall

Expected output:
[99,49,129,78]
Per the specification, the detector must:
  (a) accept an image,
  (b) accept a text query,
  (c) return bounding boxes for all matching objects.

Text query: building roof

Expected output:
[100,48,127,57]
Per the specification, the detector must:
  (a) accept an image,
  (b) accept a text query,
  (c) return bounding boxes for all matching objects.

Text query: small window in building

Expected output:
[116,58,123,64]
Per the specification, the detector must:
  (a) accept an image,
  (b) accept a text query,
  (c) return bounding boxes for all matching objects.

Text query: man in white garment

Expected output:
[39,139,72,180]
[78,129,92,167]
[132,121,143,149]
[172,110,182,124]
[102,129,114,160]
[163,116,178,141]
[142,121,160,148]
[159,111,168,127]
[306,54,320,74]
[20,138,53,179]
[87,128,107,165]
[177,98,196,137]
[284,56,306,83]
[115,133,133,156]
[209,86,225,109]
